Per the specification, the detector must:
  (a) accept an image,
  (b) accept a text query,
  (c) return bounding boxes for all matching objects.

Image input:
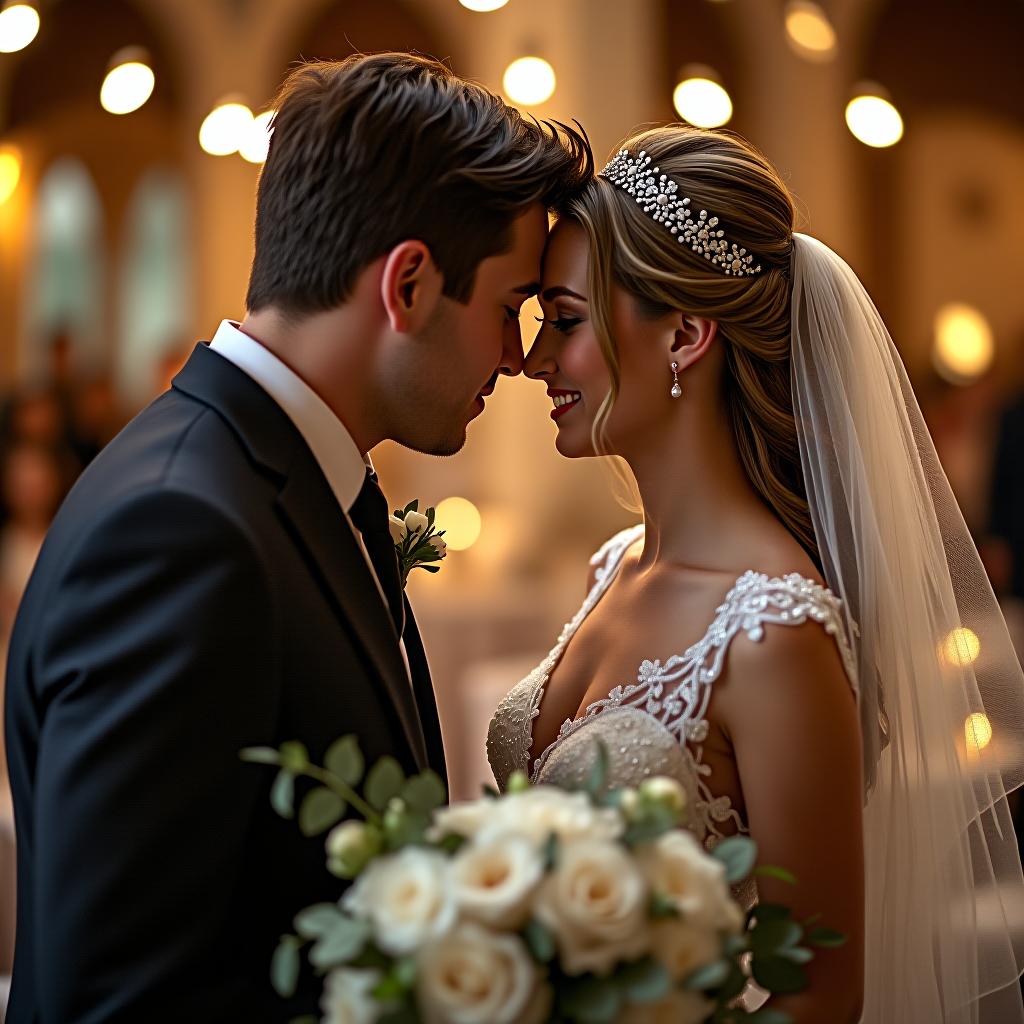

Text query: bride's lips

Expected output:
[548,388,582,422]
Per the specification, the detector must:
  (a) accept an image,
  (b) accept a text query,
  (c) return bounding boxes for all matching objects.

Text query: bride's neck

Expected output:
[623,398,781,574]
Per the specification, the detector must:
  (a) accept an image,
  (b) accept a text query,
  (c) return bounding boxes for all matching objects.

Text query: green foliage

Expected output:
[299,787,346,836]
[325,736,365,787]
[270,935,302,998]
[523,919,557,963]
[270,770,295,820]
[365,757,405,810]
[711,835,758,883]
[308,916,371,970]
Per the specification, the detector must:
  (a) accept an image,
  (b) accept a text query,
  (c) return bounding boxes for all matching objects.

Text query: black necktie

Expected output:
[349,471,405,637]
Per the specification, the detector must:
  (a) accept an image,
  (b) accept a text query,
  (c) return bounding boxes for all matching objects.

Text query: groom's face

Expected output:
[393,204,548,456]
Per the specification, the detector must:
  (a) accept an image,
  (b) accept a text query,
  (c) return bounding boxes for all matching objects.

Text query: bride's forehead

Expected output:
[542,221,588,282]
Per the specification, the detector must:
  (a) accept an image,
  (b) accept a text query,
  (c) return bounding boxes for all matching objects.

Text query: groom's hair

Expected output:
[246,52,593,317]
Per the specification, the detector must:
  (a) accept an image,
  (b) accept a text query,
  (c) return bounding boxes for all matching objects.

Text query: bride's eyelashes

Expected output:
[535,315,583,334]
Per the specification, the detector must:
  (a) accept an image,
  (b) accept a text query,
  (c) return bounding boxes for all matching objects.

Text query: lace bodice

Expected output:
[487,525,855,867]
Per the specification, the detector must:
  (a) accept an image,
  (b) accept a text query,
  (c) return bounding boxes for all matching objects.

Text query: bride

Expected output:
[487,127,1024,1022]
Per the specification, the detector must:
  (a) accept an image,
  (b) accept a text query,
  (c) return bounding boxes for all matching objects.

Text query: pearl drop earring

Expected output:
[670,361,682,399]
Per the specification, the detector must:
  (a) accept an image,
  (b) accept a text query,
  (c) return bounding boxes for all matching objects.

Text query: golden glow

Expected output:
[0,146,21,205]
[101,57,155,116]
[239,110,275,164]
[784,1,837,60]
[965,713,993,753]
[943,627,982,667]
[199,100,254,157]
[502,57,556,107]
[672,75,733,129]
[845,92,904,148]
[458,0,509,9]
[435,497,482,551]
[933,304,994,383]
[0,3,39,53]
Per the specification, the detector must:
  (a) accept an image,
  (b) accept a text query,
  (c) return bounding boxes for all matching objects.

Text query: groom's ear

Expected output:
[669,314,718,369]
[380,240,444,333]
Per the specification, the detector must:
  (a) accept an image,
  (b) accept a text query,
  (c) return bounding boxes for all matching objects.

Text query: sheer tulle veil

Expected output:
[790,233,1024,1022]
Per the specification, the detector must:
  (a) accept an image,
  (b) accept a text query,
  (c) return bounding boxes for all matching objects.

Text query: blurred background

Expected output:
[0,0,1022,997]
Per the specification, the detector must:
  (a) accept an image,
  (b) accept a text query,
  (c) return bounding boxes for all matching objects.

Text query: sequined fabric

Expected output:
[486,524,854,894]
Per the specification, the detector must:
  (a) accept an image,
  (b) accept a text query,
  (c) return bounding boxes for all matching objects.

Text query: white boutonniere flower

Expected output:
[392,500,446,586]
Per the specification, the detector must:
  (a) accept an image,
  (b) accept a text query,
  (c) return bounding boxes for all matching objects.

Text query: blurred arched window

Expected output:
[24,158,105,376]
[116,169,191,406]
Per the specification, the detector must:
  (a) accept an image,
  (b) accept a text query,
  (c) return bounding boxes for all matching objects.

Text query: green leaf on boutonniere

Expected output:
[403,500,418,515]
[270,934,302,997]
[427,507,435,528]
[298,787,346,836]
[325,735,365,786]
[309,917,371,969]
[366,757,406,810]
[270,769,295,819]
[711,835,758,883]
[401,771,447,814]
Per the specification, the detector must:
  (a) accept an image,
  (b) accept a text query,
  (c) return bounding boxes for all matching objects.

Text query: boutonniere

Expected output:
[389,501,447,586]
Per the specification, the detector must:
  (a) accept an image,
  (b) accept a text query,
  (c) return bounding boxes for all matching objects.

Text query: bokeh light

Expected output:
[239,110,275,164]
[933,303,994,383]
[199,100,254,157]
[458,0,509,10]
[0,145,21,205]
[435,497,482,551]
[846,91,904,148]
[100,50,156,115]
[784,1,837,61]
[673,72,733,129]
[965,712,993,753]
[503,57,556,106]
[942,627,982,667]
[0,3,39,54]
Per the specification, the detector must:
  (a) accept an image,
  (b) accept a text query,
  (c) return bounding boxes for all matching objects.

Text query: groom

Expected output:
[4,53,591,1022]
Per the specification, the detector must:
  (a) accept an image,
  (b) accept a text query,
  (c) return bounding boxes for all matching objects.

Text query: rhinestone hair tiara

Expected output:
[599,149,762,277]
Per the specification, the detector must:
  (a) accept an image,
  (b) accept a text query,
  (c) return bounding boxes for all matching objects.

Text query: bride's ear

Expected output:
[381,240,444,333]
[669,315,718,369]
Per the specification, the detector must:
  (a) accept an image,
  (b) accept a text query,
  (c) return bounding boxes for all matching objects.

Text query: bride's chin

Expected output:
[554,429,596,459]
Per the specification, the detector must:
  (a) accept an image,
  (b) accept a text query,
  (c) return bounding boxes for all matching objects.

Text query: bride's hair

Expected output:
[561,126,818,560]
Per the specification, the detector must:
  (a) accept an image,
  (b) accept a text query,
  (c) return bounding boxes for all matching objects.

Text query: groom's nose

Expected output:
[498,331,525,377]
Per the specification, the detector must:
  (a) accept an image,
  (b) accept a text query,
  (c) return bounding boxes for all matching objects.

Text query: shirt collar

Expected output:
[209,320,371,513]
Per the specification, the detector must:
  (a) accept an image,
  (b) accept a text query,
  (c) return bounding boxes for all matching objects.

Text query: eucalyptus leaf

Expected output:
[560,976,622,1023]
[751,918,803,957]
[293,902,343,939]
[279,741,309,773]
[401,771,447,814]
[523,919,556,962]
[299,787,347,836]
[366,757,405,810]
[270,770,295,819]
[309,917,371,969]
[751,903,792,923]
[751,954,808,994]
[684,958,731,991]
[585,741,610,796]
[325,735,365,786]
[270,936,301,997]
[779,946,814,965]
[807,926,847,948]
[618,957,671,1004]
[749,1010,794,1024]
[711,835,758,883]
[755,864,798,886]
[239,746,280,765]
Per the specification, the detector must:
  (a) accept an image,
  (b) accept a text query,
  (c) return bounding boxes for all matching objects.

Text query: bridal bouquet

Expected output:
[243,739,842,1024]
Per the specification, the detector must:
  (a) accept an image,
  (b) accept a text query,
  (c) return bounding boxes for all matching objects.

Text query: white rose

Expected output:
[428,798,493,841]
[428,534,447,557]
[535,838,649,976]
[649,919,722,982]
[640,831,740,932]
[619,989,715,1024]
[416,922,547,1024]
[451,833,544,929]
[479,787,624,848]
[405,511,429,535]
[320,968,384,1024]
[388,515,407,543]
[341,847,456,955]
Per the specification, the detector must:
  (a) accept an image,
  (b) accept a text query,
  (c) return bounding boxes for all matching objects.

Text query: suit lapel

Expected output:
[173,344,430,771]
[402,598,449,785]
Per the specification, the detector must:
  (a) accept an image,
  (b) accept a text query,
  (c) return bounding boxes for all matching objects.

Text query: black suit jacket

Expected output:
[4,343,447,1022]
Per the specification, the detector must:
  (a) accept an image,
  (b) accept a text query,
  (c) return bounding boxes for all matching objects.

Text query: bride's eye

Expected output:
[534,316,583,334]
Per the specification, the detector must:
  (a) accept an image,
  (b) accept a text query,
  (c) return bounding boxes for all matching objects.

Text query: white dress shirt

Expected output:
[209,320,411,679]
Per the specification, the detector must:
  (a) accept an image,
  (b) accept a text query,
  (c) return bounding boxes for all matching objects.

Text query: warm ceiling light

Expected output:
[434,497,482,551]
[0,2,39,53]
[845,88,904,148]
[100,47,155,115]
[673,68,733,128]
[965,712,993,753]
[784,1,837,61]
[503,56,556,106]
[239,109,275,164]
[199,99,254,157]
[933,304,994,383]
[942,626,982,667]
[0,145,21,205]
[458,0,509,9]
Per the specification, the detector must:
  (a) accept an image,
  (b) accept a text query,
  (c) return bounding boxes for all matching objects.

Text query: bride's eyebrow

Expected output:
[541,285,588,302]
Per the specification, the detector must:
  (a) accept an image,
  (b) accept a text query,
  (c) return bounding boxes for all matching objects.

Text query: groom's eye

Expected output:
[504,306,521,322]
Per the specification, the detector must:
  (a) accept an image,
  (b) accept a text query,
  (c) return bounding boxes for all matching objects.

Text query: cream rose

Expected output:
[480,787,624,848]
[428,797,493,841]
[320,968,385,1024]
[405,510,429,535]
[451,833,544,929]
[535,838,649,976]
[619,989,715,1024]
[388,515,408,543]
[341,847,456,955]
[641,831,741,933]
[649,919,722,981]
[416,922,547,1024]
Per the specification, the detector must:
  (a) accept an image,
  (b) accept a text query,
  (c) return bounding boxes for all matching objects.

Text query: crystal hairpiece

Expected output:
[599,149,762,277]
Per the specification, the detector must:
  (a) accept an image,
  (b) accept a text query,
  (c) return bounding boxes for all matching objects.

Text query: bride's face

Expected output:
[525,219,673,459]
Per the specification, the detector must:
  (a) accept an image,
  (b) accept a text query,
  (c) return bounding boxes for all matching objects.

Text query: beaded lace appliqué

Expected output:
[486,524,854,850]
